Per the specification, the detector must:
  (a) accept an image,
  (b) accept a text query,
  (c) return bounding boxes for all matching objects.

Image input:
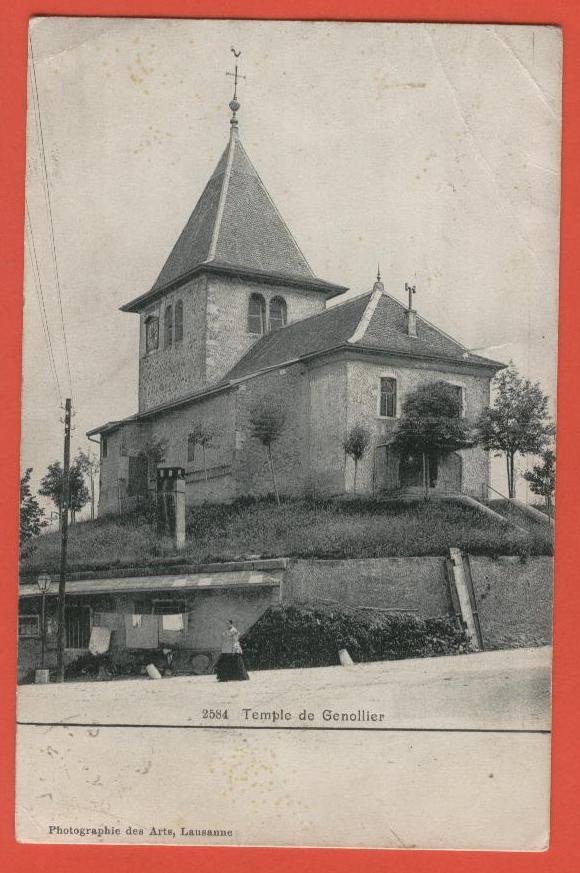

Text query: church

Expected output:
[89,75,503,516]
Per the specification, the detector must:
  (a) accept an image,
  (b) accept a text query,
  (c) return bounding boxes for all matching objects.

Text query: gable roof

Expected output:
[225,286,505,380]
[122,128,346,311]
[225,292,374,380]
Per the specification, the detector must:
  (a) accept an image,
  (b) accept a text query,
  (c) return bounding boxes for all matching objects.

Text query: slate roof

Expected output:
[225,288,504,381]
[122,129,345,311]
[226,292,374,380]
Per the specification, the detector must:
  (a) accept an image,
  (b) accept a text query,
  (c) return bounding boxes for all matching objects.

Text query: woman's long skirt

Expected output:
[216,653,250,681]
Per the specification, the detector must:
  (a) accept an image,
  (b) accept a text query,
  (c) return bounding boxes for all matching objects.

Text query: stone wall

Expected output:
[308,360,348,496]
[232,364,311,499]
[98,421,151,516]
[205,274,326,384]
[138,275,208,412]
[283,557,452,617]
[345,358,492,496]
[469,556,553,649]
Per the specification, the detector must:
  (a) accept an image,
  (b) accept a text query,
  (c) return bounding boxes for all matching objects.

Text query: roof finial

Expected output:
[377,263,381,282]
[226,47,245,131]
[373,264,384,293]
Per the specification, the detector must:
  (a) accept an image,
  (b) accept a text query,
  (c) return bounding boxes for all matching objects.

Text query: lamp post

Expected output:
[36,574,51,671]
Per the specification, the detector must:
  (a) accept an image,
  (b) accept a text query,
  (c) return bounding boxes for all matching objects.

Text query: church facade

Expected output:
[89,95,503,516]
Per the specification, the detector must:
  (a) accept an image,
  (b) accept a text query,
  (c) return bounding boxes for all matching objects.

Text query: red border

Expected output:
[2,2,579,871]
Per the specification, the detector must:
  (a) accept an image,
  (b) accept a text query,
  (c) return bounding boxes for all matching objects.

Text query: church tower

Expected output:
[121,56,346,413]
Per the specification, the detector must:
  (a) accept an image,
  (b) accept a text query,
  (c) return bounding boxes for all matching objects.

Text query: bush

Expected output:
[241,604,471,670]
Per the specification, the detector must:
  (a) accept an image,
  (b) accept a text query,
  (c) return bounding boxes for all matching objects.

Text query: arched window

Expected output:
[174,300,183,343]
[145,315,159,353]
[247,294,266,334]
[164,304,173,348]
[269,296,287,332]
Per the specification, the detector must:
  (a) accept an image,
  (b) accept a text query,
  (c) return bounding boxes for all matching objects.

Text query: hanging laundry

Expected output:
[162,614,184,631]
[88,626,111,656]
[131,614,143,628]
[159,612,188,645]
[125,614,158,649]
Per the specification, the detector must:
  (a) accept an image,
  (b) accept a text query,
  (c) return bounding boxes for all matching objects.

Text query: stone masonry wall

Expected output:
[149,390,238,504]
[98,421,151,516]
[308,359,348,496]
[138,275,208,412]
[205,274,326,385]
[345,358,492,496]
[232,364,311,499]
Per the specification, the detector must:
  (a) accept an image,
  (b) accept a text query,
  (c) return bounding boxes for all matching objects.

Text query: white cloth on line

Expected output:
[132,614,142,628]
[162,613,184,631]
[89,626,111,656]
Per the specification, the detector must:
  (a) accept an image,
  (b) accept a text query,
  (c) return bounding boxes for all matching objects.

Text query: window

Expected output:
[379,377,397,418]
[174,300,183,343]
[187,433,196,463]
[269,296,287,331]
[145,315,159,352]
[247,294,266,334]
[447,384,465,417]
[19,615,40,637]
[164,305,173,348]
[101,436,108,459]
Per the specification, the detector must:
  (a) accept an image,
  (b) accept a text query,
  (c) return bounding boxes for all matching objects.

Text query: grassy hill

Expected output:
[21,496,553,576]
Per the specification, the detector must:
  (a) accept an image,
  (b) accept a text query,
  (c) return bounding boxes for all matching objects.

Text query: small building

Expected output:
[89,80,503,513]
[17,560,284,682]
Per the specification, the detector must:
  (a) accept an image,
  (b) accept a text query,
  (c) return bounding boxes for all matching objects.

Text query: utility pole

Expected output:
[56,398,71,683]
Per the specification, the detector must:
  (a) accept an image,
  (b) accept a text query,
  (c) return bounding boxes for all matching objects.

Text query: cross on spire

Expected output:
[226,47,245,128]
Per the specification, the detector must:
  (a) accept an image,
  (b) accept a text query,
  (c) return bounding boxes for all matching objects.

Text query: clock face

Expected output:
[146,316,159,351]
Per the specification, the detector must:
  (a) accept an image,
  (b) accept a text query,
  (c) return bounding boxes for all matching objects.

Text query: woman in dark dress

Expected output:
[216,619,250,681]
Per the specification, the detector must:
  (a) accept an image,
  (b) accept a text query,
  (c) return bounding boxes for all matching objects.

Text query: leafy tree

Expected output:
[477,364,554,498]
[343,425,371,493]
[523,448,556,516]
[20,468,47,544]
[249,397,286,505]
[76,447,100,520]
[392,381,474,499]
[190,423,214,481]
[39,458,90,526]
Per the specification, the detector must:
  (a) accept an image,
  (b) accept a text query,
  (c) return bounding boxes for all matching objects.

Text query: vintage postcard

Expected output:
[16,17,560,850]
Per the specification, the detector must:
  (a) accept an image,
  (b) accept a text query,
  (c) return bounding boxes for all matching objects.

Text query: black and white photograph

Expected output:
[16,18,560,849]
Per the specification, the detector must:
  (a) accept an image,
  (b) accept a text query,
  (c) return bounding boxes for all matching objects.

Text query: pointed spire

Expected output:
[373,264,384,293]
[227,47,245,134]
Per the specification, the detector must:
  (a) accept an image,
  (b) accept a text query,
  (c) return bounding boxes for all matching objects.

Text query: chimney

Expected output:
[405,282,417,337]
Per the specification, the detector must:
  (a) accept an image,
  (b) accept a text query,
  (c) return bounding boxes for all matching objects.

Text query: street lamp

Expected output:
[36,574,51,671]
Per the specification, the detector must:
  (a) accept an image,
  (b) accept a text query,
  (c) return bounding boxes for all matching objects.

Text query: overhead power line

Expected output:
[24,197,63,406]
[28,33,74,402]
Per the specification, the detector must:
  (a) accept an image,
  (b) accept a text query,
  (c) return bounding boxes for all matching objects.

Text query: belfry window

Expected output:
[248,294,266,334]
[145,315,159,353]
[269,297,287,331]
[174,300,184,343]
[164,305,173,348]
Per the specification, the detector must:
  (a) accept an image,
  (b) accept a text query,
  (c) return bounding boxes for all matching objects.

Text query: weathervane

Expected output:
[226,47,245,127]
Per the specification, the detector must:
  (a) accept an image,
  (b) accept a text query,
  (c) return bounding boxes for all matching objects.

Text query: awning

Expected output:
[19,569,282,599]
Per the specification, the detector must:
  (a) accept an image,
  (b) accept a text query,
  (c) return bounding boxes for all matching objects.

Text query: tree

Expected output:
[39,459,90,526]
[249,397,286,505]
[76,447,100,520]
[343,425,371,493]
[392,381,474,499]
[477,364,554,499]
[190,423,214,481]
[20,468,47,544]
[523,448,556,516]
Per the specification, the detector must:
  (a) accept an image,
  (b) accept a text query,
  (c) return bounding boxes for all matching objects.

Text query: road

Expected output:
[16,647,551,850]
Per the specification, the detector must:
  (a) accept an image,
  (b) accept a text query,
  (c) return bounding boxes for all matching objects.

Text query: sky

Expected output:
[21,18,562,512]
